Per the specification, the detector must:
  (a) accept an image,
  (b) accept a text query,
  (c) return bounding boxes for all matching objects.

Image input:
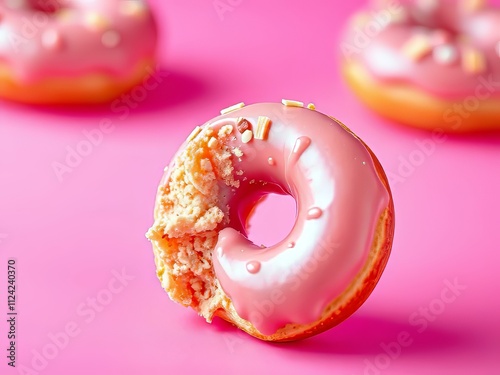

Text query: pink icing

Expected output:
[342,0,500,98]
[200,103,391,336]
[0,0,157,83]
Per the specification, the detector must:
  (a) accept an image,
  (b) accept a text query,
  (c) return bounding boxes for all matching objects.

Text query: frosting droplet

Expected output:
[433,44,458,65]
[246,261,261,274]
[101,30,121,48]
[41,29,63,51]
[267,157,275,166]
[287,242,295,248]
[289,136,311,165]
[307,207,323,220]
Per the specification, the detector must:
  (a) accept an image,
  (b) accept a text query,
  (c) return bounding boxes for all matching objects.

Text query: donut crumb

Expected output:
[147,124,241,320]
[233,147,244,157]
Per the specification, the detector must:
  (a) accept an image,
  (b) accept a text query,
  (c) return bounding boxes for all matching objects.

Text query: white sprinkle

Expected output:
[220,102,245,115]
[187,126,202,142]
[241,130,253,143]
[101,30,121,48]
[254,116,271,140]
[433,44,458,65]
[282,99,304,107]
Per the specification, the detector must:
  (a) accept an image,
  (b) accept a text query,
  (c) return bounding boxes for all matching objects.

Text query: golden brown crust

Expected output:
[0,58,155,104]
[342,61,500,133]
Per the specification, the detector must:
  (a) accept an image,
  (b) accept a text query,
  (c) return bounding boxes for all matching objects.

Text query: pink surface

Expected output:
[1,1,499,374]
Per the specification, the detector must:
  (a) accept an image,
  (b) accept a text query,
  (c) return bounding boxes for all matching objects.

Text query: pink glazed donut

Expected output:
[147,101,395,341]
[0,0,157,104]
[341,0,500,132]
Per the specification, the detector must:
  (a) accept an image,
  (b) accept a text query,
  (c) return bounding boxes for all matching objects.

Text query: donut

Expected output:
[0,0,157,104]
[146,101,395,341]
[341,0,500,133]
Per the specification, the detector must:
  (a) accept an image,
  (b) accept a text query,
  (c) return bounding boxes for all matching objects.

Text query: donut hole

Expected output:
[245,193,296,247]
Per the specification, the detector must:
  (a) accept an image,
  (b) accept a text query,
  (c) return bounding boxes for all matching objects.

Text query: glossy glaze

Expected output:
[198,103,391,335]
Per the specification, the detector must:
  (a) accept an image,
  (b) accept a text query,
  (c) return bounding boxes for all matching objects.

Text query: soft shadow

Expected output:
[273,314,470,356]
[2,68,207,120]
[369,110,500,145]
[209,313,471,356]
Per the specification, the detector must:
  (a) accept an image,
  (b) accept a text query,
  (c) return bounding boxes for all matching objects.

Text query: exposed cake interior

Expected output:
[146,125,240,320]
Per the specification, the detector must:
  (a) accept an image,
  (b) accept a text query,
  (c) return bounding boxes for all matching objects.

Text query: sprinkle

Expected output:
[462,0,485,12]
[207,137,218,149]
[282,99,304,107]
[402,34,432,61]
[84,12,109,30]
[187,126,202,142]
[220,102,245,115]
[236,117,251,133]
[254,116,271,140]
[120,0,148,17]
[241,130,253,144]
[41,29,63,51]
[433,44,458,65]
[101,30,121,48]
[307,103,316,110]
[462,47,486,74]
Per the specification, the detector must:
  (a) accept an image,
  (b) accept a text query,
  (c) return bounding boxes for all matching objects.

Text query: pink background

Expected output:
[1,0,500,374]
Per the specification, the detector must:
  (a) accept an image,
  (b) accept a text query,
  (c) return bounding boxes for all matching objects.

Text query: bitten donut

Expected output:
[341,0,500,132]
[146,101,395,342]
[0,0,157,104]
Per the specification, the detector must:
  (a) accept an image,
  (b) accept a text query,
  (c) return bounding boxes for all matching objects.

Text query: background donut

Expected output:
[341,0,500,132]
[0,0,157,104]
